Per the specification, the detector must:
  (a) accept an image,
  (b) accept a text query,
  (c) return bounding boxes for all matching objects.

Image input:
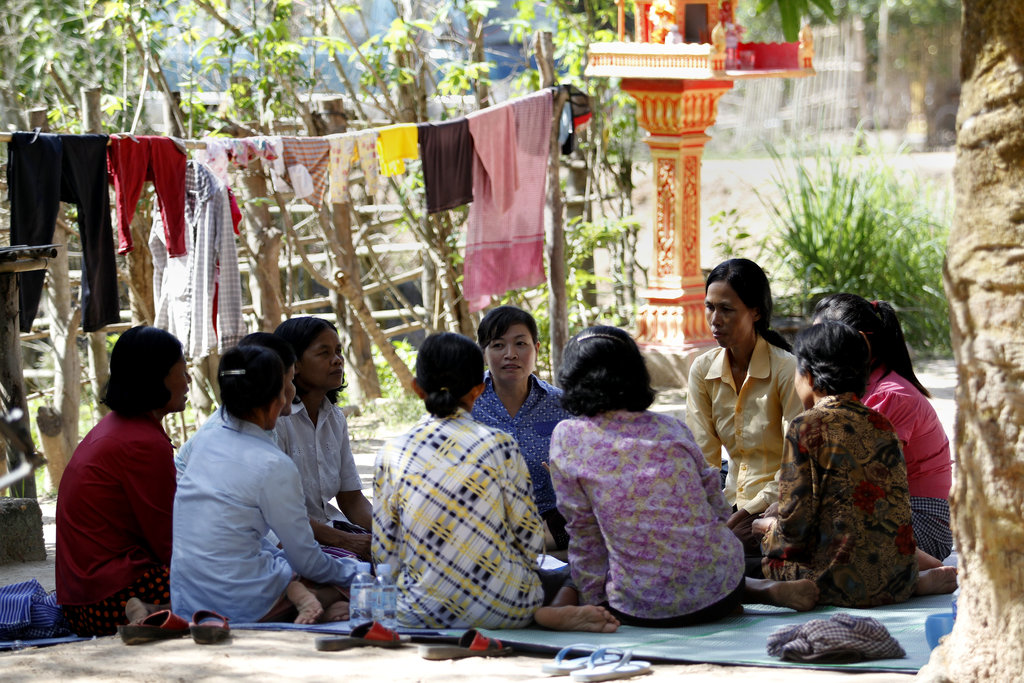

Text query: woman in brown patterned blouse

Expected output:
[760,322,957,607]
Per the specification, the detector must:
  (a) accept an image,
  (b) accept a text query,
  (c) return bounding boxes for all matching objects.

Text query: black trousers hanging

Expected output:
[7,132,119,332]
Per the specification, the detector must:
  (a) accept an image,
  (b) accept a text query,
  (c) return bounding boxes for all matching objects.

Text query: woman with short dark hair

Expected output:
[550,326,818,626]
[56,326,189,636]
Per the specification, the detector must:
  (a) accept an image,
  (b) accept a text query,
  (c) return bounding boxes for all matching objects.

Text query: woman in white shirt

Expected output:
[274,317,373,559]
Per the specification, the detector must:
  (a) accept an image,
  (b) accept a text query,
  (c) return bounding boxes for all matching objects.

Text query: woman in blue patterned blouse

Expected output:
[472,306,573,552]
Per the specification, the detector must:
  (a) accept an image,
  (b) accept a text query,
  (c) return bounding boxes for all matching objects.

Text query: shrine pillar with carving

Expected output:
[622,78,732,348]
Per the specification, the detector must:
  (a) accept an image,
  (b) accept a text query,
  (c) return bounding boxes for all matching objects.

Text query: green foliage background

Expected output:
[759,143,952,356]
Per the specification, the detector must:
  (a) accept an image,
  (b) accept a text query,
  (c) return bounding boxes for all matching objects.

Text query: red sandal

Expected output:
[418,629,514,660]
[117,610,190,645]
[315,621,410,651]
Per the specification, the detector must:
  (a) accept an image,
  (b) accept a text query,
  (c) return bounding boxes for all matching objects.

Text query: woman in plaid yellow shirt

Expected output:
[372,332,619,633]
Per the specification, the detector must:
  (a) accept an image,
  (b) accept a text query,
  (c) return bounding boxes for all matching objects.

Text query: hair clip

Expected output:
[219,369,246,376]
[439,386,450,393]
[575,332,624,344]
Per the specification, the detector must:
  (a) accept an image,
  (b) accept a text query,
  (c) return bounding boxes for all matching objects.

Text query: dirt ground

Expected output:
[0,151,956,680]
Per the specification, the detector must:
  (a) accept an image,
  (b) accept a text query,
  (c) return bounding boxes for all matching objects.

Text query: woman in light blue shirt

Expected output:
[171,345,357,624]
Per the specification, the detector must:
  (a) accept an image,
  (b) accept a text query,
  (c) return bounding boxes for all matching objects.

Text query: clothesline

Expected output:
[0,89,561,149]
[0,132,207,148]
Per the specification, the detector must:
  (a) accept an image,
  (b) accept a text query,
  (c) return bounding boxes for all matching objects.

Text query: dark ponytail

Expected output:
[416,333,484,417]
[812,293,931,398]
[706,259,791,352]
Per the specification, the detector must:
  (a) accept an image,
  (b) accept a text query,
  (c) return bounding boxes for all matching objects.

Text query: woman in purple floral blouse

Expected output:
[549,326,819,626]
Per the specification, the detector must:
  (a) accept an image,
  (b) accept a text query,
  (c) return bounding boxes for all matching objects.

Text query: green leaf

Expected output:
[777,0,802,41]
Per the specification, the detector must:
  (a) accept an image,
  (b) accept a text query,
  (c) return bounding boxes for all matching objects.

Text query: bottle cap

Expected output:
[357,561,371,573]
[378,563,392,576]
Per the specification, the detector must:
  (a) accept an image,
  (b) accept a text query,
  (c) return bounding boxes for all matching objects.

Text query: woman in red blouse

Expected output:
[56,326,189,636]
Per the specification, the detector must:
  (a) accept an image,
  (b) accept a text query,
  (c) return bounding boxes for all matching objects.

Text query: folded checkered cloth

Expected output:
[767,613,906,663]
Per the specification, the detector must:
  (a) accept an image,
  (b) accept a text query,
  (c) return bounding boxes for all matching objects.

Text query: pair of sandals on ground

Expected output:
[318,621,652,682]
[117,599,229,645]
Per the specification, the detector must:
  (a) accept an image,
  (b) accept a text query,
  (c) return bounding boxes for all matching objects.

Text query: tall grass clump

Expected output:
[760,145,951,357]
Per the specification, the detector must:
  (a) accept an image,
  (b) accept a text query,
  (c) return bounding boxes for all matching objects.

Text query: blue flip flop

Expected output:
[570,647,652,682]
[542,644,620,675]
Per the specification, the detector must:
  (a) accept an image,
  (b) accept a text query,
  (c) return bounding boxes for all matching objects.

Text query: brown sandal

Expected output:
[189,610,231,644]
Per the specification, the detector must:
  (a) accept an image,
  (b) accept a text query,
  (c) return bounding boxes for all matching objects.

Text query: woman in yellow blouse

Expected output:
[686,259,803,556]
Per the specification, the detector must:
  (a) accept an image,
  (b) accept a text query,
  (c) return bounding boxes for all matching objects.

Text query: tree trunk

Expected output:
[123,206,155,326]
[467,13,491,109]
[37,217,80,491]
[332,271,416,396]
[238,165,284,331]
[534,31,569,378]
[920,2,1024,680]
[875,0,890,130]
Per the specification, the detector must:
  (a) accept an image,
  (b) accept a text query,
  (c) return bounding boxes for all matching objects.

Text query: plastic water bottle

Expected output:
[374,563,398,629]
[349,561,376,624]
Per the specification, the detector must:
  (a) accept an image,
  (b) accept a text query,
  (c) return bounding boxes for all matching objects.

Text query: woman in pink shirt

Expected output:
[813,294,953,564]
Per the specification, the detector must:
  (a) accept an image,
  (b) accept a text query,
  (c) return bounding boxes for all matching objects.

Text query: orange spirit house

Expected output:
[587,1,815,359]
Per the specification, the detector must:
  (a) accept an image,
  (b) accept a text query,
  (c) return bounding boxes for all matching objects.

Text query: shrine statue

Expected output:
[648,0,677,43]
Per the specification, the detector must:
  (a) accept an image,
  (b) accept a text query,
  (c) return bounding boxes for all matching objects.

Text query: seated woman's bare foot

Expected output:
[915,566,958,595]
[287,582,324,624]
[767,579,819,612]
[124,597,161,624]
[916,548,944,571]
[534,605,620,633]
[321,599,350,623]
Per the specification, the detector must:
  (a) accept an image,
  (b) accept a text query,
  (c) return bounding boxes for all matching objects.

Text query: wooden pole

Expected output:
[1,262,39,498]
[534,31,570,380]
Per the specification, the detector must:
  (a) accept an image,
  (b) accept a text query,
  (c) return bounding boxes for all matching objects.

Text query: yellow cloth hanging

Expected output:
[376,123,419,176]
